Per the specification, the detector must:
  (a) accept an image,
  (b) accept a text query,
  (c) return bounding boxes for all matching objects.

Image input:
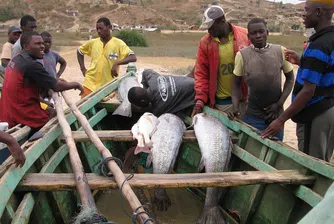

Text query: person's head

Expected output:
[7,26,22,44]
[303,0,334,30]
[20,15,37,33]
[247,18,268,48]
[41,32,52,53]
[200,5,230,38]
[96,17,112,40]
[304,40,307,43]
[20,31,45,59]
[128,87,150,108]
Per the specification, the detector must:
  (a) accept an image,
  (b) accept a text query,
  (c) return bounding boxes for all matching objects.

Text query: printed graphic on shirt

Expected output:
[220,63,234,75]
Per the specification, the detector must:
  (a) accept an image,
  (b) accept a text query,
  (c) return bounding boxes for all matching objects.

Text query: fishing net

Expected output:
[74,207,116,224]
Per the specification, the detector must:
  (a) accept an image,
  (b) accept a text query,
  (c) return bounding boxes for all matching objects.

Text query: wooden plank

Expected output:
[232,145,323,207]
[0,73,129,217]
[203,107,334,180]
[11,193,35,224]
[67,130,198,142]
[17,170,315,191]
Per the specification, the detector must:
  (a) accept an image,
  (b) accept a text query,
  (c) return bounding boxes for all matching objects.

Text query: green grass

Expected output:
[0,31,306,59]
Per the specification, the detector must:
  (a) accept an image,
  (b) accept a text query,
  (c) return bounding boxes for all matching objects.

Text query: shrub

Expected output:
[115,30,148,47]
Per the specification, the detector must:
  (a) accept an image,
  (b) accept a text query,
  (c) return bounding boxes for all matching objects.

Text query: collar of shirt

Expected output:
[309,25,334,42]
[251,43,271,51]
[214,32,234,44]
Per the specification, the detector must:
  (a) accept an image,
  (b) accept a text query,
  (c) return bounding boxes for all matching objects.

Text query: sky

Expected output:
[267,0,305,4]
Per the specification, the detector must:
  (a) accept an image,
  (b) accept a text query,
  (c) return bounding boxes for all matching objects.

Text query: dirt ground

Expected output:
[59,46,298,149]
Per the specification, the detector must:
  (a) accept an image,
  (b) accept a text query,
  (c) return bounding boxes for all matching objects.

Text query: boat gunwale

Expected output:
[0,72,134,218]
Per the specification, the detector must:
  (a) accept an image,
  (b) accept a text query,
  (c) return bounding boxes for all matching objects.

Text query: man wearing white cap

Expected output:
[191,5,249,117]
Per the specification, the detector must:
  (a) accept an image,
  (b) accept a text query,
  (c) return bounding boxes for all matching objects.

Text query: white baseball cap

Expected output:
[200,5,225,30]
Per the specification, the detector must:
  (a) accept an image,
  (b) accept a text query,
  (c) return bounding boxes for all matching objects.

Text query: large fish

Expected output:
[149,113,186,211]
[113,77,140,117]
[193,113,232,224]
[131,112,159,154]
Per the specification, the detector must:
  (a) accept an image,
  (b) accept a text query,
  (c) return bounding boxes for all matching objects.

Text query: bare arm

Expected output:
[111,54,137,77]
[0,131,25,167]
[230,75,243,118]
[56,55,67,78]
[1,59,10,67]
[52,79,84,95]
[262,80,315,138]
[277,70,294,107]
[77,50,86,76]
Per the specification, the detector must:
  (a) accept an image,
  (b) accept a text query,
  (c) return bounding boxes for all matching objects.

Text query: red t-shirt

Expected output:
[0,52,56,128]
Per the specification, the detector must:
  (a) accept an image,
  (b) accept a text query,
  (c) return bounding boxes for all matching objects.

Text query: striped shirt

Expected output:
[291,26,334,123]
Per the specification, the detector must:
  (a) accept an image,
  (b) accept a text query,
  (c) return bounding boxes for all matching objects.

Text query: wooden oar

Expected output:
[53,92,106,223]
[62,91,154,224]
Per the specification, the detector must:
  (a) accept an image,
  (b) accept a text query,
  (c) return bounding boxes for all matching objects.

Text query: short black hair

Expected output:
[128,87,148,105]
[20,15,36,28]
[20,31,40,49]
[247,18,267,30]
[40,31,52,38]
[97,17,111,26]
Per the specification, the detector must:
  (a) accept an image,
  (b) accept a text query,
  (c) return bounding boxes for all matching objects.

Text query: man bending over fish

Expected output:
[128,69,195,117]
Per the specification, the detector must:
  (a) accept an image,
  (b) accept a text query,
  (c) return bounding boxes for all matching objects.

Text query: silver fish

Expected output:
[149,113,186,211]
[113,77,140,117]
[193,113,232,224]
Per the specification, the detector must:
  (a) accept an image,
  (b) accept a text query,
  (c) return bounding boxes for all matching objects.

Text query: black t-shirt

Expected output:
[18,52,57,90]
[142,69,195,117]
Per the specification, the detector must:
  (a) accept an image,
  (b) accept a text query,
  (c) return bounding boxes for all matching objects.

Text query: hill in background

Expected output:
[0,0,308,34]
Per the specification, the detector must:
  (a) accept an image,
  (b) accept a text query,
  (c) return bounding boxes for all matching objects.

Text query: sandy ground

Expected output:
[59,46,298,149]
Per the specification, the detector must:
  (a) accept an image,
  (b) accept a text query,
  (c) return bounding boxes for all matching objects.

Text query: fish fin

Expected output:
[196,206,226,224]
[143,133,151,146]
[146,152,153,168]
[134,145,151,155]
[145,141,153,148]
[112,102,132,117]
[199,157,205,172]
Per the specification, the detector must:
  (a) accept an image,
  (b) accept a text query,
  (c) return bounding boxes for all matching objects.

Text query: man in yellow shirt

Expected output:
[77,17,137,98]
[231,18,294,140]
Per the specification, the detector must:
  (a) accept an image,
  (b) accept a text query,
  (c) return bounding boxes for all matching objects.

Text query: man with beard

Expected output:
[262,0,334,162]
[77,17,137,98]
[230,18,294,141]
[191,5,250,117]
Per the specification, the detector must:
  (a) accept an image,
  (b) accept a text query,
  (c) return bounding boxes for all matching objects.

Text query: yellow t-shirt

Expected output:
[79,37,134,92]
[1,42,13,60]
[234,46,293,77]
[215,33,235,99]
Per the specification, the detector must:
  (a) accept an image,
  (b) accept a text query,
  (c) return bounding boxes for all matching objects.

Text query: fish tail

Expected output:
[112,102,132,117]
[134,145,151,155]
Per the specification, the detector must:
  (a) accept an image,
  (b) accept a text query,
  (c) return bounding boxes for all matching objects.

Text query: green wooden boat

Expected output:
[0,65,333,224]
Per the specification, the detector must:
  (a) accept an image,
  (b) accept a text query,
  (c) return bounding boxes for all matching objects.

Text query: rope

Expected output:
[95,156,124,177]
[95,157,155,223]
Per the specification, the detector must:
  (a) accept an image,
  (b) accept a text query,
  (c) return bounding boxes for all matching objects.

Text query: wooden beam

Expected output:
[66,130,198,142]
[17,170,315,191]
[66,130,239,143]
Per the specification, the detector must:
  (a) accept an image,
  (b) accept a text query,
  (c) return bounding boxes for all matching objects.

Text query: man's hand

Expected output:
[284,49,300,66]
[228,111,241,120]
[191,100,204,118]
[81,67,87,77]
[264,103,280,122]
[191,106,202,118]
[111,63,119,78]
[8,141,25,168]
[261,118,284,139]
[74,83,84,95]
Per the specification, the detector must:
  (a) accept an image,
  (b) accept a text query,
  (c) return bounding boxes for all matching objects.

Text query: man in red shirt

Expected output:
[0,31,83,134]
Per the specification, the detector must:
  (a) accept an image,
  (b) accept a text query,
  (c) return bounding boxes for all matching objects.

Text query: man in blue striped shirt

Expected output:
[262,0,334,161]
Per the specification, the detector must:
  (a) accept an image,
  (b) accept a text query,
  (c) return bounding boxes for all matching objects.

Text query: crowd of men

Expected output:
[0,0,333,172]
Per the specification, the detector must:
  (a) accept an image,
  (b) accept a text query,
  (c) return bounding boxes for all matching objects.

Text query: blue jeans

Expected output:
[242,114,284,141]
